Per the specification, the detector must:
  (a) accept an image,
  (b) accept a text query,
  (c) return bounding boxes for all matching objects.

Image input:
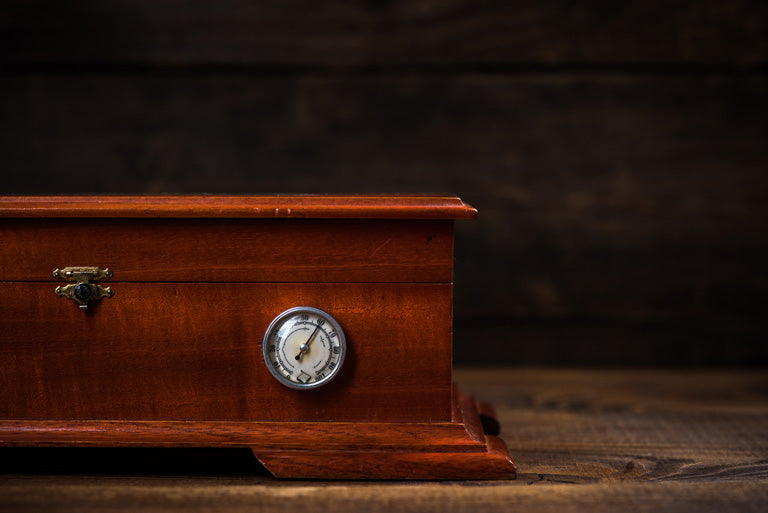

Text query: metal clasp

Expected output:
[53,266,115,309]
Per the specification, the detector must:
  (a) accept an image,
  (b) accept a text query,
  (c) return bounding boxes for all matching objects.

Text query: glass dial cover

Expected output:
[262,306,347,389]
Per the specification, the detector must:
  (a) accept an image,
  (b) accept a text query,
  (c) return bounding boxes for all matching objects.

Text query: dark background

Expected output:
[2,1,767,366]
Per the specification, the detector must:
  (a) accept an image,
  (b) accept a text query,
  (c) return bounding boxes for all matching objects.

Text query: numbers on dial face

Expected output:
[263,307,346,389]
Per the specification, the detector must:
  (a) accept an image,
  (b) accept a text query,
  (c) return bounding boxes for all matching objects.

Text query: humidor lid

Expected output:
[0,195,477,220]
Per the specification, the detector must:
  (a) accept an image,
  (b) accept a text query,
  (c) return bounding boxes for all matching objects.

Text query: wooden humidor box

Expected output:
[0,195,515,479]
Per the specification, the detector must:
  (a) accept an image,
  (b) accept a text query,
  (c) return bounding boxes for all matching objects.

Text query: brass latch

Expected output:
[53,267,115,309]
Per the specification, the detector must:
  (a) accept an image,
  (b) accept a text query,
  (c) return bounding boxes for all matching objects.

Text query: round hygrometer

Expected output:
[262,306,346,389]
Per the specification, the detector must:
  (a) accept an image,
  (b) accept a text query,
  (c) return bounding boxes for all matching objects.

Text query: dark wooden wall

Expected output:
[2,1,767,366]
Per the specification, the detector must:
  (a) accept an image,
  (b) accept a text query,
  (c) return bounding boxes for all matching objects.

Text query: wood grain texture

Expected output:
[457,369,768,484]
[252,390,513,479]
[0,195,477,219]
[2,0,766,67]
[0,389,516,480]
[0,369,766,510]
[0,419,478,450]
[0,283,452,422]
[255,435,514,480]
[0,218,453,282]
[0,478,765,513]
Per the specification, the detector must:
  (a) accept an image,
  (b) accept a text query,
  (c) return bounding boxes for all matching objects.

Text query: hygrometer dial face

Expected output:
[262,307,346,390]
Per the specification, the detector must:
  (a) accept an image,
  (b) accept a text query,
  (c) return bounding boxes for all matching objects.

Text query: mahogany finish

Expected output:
[0,390,515,480]
[0,195,478,219]
[255,391,515,480]
[0,218,454,283]
[0,195,514,479]
[0,282,452,422]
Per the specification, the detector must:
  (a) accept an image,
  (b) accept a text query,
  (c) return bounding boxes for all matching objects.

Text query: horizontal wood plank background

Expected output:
[1,1,767,366]
[3,1,767,67]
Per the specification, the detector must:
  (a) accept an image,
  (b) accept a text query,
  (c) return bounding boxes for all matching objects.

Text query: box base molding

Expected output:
[255,434,513,480]
[0,387,515,480]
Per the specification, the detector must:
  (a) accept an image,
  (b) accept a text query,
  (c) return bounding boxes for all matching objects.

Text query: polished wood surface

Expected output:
[0,194,506,478]
[0,389,515,480]
[0,195,477,219]
[0,368,765,511]
[253,390,514,479]
[0,283,452,422]
[0,218,453,282]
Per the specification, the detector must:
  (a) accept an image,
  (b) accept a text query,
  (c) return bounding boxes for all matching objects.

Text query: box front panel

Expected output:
[0,218,453,283]
[0,282,452,422]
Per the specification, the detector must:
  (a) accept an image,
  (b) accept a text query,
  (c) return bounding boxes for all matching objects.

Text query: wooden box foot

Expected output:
[254,388,516,480]
[255,435,514,480]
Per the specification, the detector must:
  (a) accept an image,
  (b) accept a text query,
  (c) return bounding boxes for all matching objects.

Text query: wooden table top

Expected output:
[1,368,766,512]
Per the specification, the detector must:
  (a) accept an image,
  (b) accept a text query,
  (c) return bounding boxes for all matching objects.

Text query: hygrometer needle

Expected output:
[295,323,321,361]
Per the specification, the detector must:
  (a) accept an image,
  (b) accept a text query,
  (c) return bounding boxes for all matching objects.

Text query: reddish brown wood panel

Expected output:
[0,195,477,220]
[0,419,477,450]
[255,436,514,480]
[0,389,515,480]
[0,391,489,452]
[0,218,453,283]
[254,388,514,479]
[0,282,453,422]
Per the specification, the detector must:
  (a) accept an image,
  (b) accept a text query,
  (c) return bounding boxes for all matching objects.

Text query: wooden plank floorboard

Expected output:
[0,369,766,511]
[0,478,766,513]
[459,369,768,485]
